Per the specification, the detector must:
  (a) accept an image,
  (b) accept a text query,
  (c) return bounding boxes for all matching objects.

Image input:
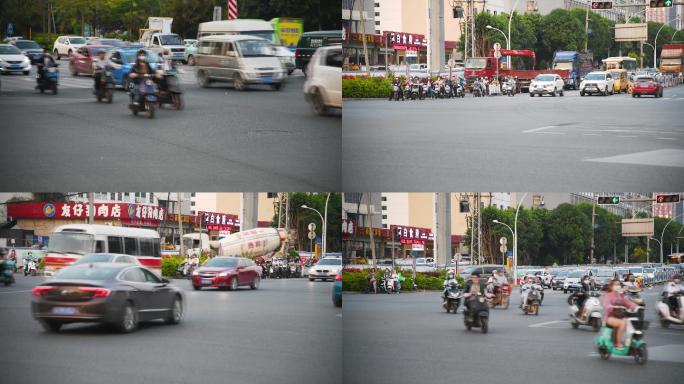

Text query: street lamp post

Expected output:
[302,204,326,259]
[492,219,513,266]
[506,0,521,70]
[649,237,662,262]
[659,213,684,263]
[510,193,527,286]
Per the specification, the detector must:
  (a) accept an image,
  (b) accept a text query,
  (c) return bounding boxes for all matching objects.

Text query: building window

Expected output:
[191,192,196,197]
[382,205,387,210]
[382,215,387,219]
[375,12,380,16]
[374,2,379,7]
[191,201,195,206]
[383,224,388,228]
[375,20,380,25]
[381,196,387,201]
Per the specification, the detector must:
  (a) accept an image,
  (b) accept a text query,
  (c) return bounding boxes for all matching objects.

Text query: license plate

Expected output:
[260,77,273,83]
[52,307,77,315]
[201,279,212,285]
[10,65,21,68]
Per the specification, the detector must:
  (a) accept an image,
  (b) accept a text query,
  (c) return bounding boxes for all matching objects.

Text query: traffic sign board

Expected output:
[499,245,508,254]
[493,42,501,51]
[7,23,13,36]
[308,222,316,232]
[308,231,316,240]
[499,237,507,245]
[494,50,502,59]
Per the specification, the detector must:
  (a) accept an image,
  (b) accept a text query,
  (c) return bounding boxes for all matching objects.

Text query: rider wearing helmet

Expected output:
[92,49,110,92]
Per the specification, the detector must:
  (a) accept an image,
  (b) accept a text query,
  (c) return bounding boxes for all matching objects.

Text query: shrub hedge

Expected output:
[342,76,392,98]
[161,256,183,277]
[342,268,463,292]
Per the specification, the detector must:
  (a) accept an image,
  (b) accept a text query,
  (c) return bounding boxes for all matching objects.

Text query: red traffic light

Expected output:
[656,194,680,203]
[592,1,613,9]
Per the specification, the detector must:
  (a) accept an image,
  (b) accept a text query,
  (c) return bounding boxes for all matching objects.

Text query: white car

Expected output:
[580,71,614,96]
[529,74,564,97]
[304,44,341,115]
[273,45,295,75]
[0,44,31,75]
[52,35,87,59]
[308,257,342,281]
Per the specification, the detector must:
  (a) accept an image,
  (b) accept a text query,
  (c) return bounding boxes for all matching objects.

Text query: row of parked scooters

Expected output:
[389,80,465,101]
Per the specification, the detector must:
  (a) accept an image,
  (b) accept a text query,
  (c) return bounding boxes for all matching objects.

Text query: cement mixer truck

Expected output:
[217,227,289,259]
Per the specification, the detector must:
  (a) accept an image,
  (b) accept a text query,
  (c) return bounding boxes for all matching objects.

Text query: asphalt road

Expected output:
[343,88,684,191]
[343,287,684,384]
[0,62,340,191]
[0,276,341,384]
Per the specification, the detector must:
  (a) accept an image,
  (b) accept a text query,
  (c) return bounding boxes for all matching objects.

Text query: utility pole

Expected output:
[178,193,184,258]
[590,199,596,264]
[585,2,589,52]
[428,0,445,72]
[434,193,452,267]
[88,192,95,224]
[366,193,376,270]
[359,0,371,76]
[241,192,258,231]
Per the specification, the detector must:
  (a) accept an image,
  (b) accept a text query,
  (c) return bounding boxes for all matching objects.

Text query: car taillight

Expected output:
[335,274,342,282]
[79,287,112,298]
[32,286,56,297]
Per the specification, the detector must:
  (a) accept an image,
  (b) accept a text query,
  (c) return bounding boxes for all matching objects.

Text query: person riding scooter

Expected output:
[128,49,159,105]
[463,271,488,311]
[603,279,639,350]
[35,47,57,89]
[92,49,111,91]
[520,276,542,309]
[664,275,684,317]
[568,275,592,319]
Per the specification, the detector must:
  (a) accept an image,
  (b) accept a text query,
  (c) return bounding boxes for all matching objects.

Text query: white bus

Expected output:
[43,224,161,276]
[197,19,275,43]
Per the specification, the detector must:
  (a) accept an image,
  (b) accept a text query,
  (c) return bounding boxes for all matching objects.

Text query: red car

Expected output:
[632,76,663,98]
[68,45,111,76]
[191,257,261,291]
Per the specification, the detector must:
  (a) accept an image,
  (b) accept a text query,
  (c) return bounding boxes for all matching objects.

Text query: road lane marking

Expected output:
[528,320,567,328]
[616,135,638,138]
[655,137,678,141]
[586,149,684,167]
[583,133,602,136]
[523,125,559,133]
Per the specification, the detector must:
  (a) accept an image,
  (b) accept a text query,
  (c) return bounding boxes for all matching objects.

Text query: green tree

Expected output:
[545,203,592,265]
[537,9,586,67]
[271,193,341,253]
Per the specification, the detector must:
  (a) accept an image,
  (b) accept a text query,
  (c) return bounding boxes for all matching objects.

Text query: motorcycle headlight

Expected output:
[478,297,485,303]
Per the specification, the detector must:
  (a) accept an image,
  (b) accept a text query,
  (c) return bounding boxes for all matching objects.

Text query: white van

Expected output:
[195,35,286,91]
[197,19,275,42]
[43,224,161,276]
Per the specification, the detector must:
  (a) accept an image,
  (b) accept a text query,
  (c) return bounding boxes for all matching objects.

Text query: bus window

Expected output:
[152,241,160,258]
[108,236,123,253]
[124,237,139,256]
[95,240,105,253]
[139,238,154,257]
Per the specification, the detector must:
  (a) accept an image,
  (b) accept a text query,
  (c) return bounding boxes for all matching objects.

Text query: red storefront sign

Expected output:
[7,202,166,226]
[383,31,427,50]
[390,225,433,244]
[199,211,240,231]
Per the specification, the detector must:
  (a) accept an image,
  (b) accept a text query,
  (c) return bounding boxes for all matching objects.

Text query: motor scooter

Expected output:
[487,283,510,309]
[523,288,542,315]
[157,70,183,110]
[0,260,16,286]
[128,73,158,118]
[442,280,463,313]
[595,306,648,365]
[36,64,59,95]
[463,292,490,333]
[94,68,115,103]
[569,291,603,331]
[24,258,37,276]
[624,288,645,321]
[655,292,684,328]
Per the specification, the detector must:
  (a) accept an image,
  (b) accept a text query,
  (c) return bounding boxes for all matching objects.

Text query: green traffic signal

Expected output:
[597,196,620,205]
[650,0,673,7]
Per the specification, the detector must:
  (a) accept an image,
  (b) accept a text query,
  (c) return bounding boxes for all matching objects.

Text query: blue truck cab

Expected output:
[552,51,593,90]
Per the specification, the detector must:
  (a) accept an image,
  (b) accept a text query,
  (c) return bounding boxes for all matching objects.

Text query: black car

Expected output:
[9,39,44,64]
[31,263,183,333]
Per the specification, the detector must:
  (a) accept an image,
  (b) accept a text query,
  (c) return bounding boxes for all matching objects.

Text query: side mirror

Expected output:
[161,277,170,284]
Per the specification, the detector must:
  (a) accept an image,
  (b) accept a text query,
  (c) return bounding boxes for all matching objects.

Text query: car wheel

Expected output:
[552,88,557,97]
[23,70,29,75]
[193,285,200,290]
[70,63,78,76]
[563,289,567,294]
[116,302,138,333]
[229,277,238,291]
[311,88,327,115]
[632,93,636,98]
[309,278,314,282]
[68,49,72,57]
[560,89,564,96]
[165,296,183,324]
[270,82,282,91]
[250,276,260,290]
[197,70,210,88]
[334,297,342,308]
[39,319,62,332]
[529,92,534,97]
[53,50,60,60]
[233,73,245,91]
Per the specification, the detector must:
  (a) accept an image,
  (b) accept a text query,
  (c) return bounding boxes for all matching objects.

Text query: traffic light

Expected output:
[650,0,673,8]
[452,6,464,18]
[656,194,680,203]
[597,196,620,205]
[592,1,613,9]
[459,200,469,213]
